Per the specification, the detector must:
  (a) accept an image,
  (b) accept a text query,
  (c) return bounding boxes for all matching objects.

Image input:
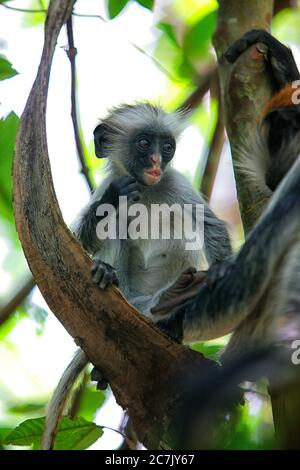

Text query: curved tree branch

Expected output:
[12,0,220,450]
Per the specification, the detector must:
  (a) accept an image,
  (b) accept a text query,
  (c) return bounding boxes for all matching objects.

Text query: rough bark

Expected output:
[12,0,218,450]
[214,0,300,449]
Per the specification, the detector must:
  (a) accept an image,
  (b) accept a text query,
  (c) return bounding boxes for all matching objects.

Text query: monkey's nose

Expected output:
[150,153,162,166]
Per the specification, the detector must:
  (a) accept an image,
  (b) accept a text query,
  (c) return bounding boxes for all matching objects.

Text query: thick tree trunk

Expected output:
[13,0,219,450]
[214,0,300,449]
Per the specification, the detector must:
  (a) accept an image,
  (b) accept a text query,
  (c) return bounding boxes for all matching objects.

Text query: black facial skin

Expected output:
[124,130,176,184]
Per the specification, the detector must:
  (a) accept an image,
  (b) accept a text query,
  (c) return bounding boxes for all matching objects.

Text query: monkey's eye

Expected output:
[162,141,175,158]
[137,138,151,151]
[163,143,173,152]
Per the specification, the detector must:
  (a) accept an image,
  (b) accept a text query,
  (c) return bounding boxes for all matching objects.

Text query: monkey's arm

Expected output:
[74,175,140,288]
[155,151,300,343]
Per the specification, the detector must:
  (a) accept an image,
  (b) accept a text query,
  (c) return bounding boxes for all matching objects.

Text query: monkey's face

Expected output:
[125,131,176,186]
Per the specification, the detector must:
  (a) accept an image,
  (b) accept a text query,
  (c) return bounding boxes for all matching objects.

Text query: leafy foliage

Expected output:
[135,0,154,10]
[77,385,106,422]
[0,54,18,81]
[107,0,129,19]
[22,0,48,28]
[183,11,217,60]
[0,112,19,224]
[3,416,103,450]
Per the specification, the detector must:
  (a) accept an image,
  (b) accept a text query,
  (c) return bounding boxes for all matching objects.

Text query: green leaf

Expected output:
[0,427,13,444]
[135,0,154,10]
[183,11,217,59]
[107,0,129,19]
[8,402,46,415]
[192,342,224,361]
[22,0,48,28]
[4,416,103,450]
[0,112,19,224]
[157,22,179,47]
[0,54,18,81]
[77,386,106,421]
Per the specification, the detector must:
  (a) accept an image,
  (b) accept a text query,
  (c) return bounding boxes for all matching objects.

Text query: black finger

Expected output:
[92,267,105,284]
[119,182,139,195]
[99,270,113,289]
[97,379,108,391]
[117,175,136,185]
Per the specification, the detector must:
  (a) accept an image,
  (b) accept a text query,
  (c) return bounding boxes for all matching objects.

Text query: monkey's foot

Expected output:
[151,267,207,316]
[91,367,108,391]
[91,260,119,289]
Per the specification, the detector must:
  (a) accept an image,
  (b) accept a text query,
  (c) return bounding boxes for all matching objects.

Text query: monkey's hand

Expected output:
[151,260,232,317]
[91,260,119,289]
[152,260,233,342]
[91,367,108,391]
[225,29,300,88]
[101,175,140,208]
[151,267,207,317]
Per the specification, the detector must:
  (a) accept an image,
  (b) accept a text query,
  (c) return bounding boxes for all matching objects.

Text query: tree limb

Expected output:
[13,0,220,450]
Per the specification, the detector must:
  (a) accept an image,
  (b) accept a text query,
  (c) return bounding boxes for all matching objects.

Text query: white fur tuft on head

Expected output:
[102,101,187,139]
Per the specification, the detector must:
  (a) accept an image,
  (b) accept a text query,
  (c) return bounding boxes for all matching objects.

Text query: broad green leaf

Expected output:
[157,22,179,47]
[135,0,154,10]
[0,112,19,224]
[183,11,217,59]
[107,0,129,19]
[9,402,46,415]
[77,386,106,421]
[22,0,48,28]
[0,427,13,444]
[172,0,218,26]
[4,416,103,450]
[0,55,18,81]
[192,342,223,361]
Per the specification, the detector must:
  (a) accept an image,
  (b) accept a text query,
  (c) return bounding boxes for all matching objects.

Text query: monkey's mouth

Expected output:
[144,168,162,185]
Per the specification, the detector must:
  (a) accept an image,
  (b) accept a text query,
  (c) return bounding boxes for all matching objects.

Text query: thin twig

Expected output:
[101,425,137,449]
[66,15,94,192]
[0,276,36,326]
[200,70,225,200]
[0,3,46,13]
[177,65,216,113]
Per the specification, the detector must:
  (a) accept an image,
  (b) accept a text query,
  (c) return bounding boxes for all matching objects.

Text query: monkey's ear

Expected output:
[93,123,109,158]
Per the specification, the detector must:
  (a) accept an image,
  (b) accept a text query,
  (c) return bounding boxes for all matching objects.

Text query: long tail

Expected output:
[41,349,88,450]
